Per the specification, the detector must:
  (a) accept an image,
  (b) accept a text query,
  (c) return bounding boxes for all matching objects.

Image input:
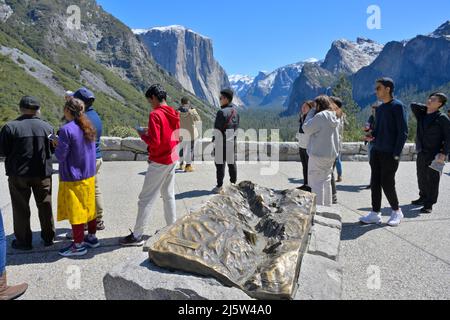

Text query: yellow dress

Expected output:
[57,176,96,225]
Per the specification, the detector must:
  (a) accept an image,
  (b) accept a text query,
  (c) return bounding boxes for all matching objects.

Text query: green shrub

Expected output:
[109,126,139,138]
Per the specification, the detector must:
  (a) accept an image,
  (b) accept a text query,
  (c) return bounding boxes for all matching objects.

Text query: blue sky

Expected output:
[97,0,449,76]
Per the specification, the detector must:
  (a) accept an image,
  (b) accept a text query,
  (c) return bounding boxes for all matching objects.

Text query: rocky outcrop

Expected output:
[229,74,254,98]
[0,0,12,22]
[284,63,337,115]
[285,38,383,115]
[135,26,233,107]
[353,21,450,106]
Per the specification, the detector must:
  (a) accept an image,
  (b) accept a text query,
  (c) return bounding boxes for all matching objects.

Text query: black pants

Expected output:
[331,160,337,197]
[215,143,237,188]
[370,150,400,212]
[417,152,441,208]
[299,148,309,186]
[8,176,55,246]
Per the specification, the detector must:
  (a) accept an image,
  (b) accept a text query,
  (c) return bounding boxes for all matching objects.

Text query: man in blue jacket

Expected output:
[360,78,408,227]
[73,88,106,230]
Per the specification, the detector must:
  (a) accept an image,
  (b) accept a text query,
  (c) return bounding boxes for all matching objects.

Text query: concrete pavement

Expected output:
[0,161,449,300]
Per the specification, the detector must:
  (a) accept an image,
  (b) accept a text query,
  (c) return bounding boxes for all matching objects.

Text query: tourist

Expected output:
[178,97,202,173]
[73,88,106,230]
[55,98,99,257]
[213,89,240,194]
[360,78,408,227]
[302,95,342,207]
[297,101,314,192]
[363,104,379,189]
[0,209,28,300]
[64,91,74,102]
[120,84,180,246]
[330,96,346,204]
[0,96,55,251]
[410,93,450,214]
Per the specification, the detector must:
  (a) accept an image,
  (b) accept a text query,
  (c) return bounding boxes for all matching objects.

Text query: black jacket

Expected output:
[411,103,450,156]
[214,104,240,134]
[0,115,55,177]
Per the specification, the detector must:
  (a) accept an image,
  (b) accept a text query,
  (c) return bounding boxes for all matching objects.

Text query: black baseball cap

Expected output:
[19,96,40,110]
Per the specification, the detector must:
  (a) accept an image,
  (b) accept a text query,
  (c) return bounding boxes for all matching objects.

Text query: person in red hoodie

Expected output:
[120,84,180,246]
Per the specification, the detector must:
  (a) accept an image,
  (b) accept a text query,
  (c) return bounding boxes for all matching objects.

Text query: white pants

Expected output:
[179,140,194,165]
[133,162,177,238]
[308,155,335,207]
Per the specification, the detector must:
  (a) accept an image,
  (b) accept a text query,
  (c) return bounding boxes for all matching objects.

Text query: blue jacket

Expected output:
[85,107,103,159]
[372,99,409,157]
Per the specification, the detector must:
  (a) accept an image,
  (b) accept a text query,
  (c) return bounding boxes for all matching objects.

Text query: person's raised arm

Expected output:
[302,109,321,135]
[410,103,426,120]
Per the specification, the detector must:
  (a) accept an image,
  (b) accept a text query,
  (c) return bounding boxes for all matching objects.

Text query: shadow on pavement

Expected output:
[288,178,304,185]
[337,185,370,193]
[5,230,137,265]
[176,190,214,200]
[341,222,385,241]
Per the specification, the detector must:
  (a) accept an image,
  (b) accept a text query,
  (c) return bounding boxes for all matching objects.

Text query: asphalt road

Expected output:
[0,161,449,300]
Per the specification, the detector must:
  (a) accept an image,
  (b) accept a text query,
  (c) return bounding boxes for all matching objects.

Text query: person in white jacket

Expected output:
[303,95,342,207]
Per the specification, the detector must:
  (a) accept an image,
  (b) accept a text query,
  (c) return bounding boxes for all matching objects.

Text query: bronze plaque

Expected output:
[147,181,316,300]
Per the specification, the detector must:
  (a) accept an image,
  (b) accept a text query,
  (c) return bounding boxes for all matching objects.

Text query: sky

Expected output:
[96,0,450,77]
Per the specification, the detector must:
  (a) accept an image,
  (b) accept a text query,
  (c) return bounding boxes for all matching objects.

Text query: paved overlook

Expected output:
[1,161,449,300]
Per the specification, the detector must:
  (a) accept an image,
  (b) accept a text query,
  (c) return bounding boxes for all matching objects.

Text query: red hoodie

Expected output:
[140,105,180,165]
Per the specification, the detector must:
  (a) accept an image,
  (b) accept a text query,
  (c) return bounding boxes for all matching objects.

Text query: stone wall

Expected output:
[100,137,419,162]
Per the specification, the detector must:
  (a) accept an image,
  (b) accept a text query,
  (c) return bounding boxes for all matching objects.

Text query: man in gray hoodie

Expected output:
[303,95,342,207]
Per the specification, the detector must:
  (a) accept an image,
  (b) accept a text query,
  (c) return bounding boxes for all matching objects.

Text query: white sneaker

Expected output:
[387,209,404,227]
[359,211,382,225]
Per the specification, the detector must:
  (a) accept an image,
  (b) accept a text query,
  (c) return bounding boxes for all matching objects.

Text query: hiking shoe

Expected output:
[387,209,404,227]
[178,162,185,171]
[96,220,106,231]
[58,243,87,257]
[11,240,32,251]
[83,235,100,249]
[297,185,312,192]
[333,195,338,204]
[337,176,343,183]
[411,198,425,206]
[212,186,224,194]
[119,232,144,247]
[420,207,433,214]
[184,165,194,173]
[359,212,382,225]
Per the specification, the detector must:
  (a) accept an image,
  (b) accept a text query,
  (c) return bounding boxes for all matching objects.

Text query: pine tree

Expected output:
[332,75,363,142]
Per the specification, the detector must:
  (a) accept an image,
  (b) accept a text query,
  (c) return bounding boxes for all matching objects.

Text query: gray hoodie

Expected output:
[303,109,341,159]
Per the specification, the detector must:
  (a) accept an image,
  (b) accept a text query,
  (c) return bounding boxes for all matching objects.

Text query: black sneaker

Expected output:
[11,240,33,251]
[43,240,54,247]
[297,185,312,192]
[420,207,433,214]
[333,195,338,204]
[119,231,145,247]
[412,198,425,206]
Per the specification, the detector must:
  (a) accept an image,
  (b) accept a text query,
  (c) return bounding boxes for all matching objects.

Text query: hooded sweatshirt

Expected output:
[303,109,341,159]
[140,105,180,165]
[178,105,201,141]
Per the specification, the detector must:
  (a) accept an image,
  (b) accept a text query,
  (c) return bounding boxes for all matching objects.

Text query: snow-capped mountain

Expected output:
[238,59,318,107]
[134,25,233,107]
[229,74,254,97]
[286,38,384,115]
[321,38,384,74]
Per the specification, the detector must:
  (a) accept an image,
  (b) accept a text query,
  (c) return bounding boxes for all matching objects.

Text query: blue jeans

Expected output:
[0,210,6,274]
[336,154,343,177]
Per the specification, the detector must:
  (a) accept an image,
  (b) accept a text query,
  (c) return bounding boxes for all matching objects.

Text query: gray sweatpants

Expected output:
[133,162,177,238]
[308,155,335,207]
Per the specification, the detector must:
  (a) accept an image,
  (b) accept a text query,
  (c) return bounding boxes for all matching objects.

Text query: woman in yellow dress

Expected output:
[55,98,99,257]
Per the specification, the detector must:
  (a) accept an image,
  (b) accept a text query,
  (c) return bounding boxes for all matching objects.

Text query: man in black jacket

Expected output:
[411,93,450,214]
[0,96,55,250]
[213,89,240,194]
